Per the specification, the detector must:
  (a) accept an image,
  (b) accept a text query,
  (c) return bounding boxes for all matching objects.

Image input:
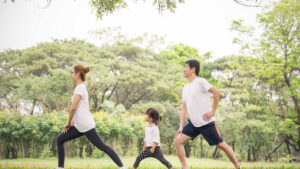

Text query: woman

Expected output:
[56,65,126,169]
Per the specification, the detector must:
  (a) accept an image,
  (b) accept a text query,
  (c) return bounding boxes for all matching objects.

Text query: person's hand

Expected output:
[150,147,155,154]
[203,111,215,121]
[175,126,183,137]
[62,124,71,134]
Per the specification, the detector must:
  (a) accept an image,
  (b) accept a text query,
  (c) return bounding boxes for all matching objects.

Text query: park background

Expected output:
[0,0,299,168]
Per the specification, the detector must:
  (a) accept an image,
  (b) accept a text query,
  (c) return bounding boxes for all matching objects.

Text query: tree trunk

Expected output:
[11,147,18,159]
[92,92,98,110]
[30,99,37,115]
[85,144,93,157]
[247,148,251,162]
[252,147,257,161]
[293,95,300,150]
[51,140,56,157]
[283,67,300,150]
[5,147,10,159]
[286,140,291,155]
[79,144,84,158]
[23,143,30,158]
[193,142,196,157]
[200,136,204,158]
[212,146,218,159]
[138,138,143,153]
[111,137,116,149]
[184,143,191,158]
[168,141,172,155]
[123,138,130,156]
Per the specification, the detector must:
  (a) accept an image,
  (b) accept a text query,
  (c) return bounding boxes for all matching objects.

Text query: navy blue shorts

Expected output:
[182,119,224,146]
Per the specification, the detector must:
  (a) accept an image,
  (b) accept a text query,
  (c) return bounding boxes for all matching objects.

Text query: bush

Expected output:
[91,149,105,159]
[0,110,144,159]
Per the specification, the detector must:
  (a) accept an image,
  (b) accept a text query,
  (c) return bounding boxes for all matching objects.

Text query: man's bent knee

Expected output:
[174,136,184,147]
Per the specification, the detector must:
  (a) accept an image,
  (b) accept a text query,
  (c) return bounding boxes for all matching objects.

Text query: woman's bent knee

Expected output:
[56,134,64,145]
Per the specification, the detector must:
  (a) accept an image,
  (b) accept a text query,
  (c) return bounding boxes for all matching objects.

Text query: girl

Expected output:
[133,108,173,169]
[56,65,126,169]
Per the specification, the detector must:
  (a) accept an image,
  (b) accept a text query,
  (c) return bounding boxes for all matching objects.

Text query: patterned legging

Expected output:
[133,146,172,169]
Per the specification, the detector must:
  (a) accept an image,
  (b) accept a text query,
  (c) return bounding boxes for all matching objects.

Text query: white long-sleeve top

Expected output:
[143,123,160,147]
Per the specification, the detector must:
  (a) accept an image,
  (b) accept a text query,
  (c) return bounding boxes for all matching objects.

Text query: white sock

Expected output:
[56,167,64,169]
[119,166,127,169]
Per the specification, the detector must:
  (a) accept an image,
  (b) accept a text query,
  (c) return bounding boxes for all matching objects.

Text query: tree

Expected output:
[0,39,97,113]
[85,31,183,111]
[230,0,300,159]
[233,0,263,7]
[256,0,300,150]
[3,0,261,19]
[0,30,184,114]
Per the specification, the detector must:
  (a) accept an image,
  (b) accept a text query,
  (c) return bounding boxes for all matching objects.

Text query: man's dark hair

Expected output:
[185,59,200,76]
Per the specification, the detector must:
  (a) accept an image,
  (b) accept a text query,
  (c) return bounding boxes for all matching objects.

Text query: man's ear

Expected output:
[191,67,196,74]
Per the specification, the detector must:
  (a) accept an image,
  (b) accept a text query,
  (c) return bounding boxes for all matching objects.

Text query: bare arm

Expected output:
[67,94,81,125]
[71,118,75,126]
[62,94,80,133]
[203,87,220,121]
[180,102,187,128]
[175,102,187,137]
[209,87,220,113]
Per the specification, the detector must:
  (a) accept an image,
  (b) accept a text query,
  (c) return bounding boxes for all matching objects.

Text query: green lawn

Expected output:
[0,156,299,169]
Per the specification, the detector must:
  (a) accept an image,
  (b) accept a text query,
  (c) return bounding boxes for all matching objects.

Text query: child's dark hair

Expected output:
[146,108,162,125]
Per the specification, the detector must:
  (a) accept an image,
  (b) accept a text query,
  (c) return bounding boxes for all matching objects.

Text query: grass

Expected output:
[0,156,299,169]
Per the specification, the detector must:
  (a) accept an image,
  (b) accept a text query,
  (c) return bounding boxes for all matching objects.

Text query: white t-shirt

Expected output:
[143,123,160,147]
[72,83,95,133]
[182,77,214,127]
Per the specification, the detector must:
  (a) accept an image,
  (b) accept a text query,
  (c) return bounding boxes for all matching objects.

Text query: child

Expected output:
[133,108,173,169]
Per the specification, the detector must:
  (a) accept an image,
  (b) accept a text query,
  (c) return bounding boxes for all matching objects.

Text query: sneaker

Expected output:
[119,167,127,169]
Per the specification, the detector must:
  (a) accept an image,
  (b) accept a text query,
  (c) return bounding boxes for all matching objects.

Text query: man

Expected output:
[173,59,239,169]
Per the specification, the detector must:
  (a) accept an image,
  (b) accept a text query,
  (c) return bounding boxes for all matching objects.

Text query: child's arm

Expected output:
[150,127,160,154]
[143,142,146,150]
[150,143,158,154]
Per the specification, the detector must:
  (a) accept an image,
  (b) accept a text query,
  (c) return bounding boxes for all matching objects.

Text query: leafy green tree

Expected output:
[256,0,300,150]
[4,0,185,19]
[229,0,300,160]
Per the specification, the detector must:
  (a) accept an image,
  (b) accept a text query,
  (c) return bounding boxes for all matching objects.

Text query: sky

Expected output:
[0,0,264,58]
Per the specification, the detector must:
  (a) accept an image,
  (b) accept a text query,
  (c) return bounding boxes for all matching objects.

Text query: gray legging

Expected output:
[56,126,123,168]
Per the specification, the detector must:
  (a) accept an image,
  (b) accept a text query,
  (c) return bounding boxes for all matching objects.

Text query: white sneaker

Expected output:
[119,167,127,169]
[56,167,64,169]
